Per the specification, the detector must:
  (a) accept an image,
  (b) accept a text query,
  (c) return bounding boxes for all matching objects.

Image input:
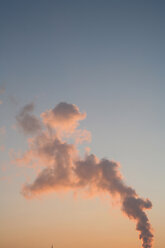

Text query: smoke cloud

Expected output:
[0,86,5,95]
[16,102,153,248]
[0,86,5,105]
[42,102,86,132]
[16,103,42,135]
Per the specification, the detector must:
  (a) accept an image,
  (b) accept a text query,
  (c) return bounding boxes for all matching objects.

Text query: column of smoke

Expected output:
[16,102,153,248]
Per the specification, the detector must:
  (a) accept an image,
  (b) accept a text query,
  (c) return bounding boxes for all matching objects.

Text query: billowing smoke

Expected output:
[16,103,42,135]
[0,86,5,105]
[16,102,153,248]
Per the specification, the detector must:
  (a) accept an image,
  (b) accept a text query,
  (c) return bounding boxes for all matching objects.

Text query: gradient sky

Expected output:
[0,1,165,248]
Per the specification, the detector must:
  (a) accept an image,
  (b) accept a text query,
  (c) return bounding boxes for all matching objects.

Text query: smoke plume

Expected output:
[16,102,153,248]
[0,86,5,105]
[16,103,42,135]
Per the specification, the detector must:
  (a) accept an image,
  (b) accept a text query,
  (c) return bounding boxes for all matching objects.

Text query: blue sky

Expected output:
[0,1,165,248]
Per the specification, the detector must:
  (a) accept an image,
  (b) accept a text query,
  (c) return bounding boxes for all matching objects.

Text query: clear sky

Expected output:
[0,1,165,248]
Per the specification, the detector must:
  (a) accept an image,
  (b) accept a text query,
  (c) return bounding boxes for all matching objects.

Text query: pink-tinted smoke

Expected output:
[16,102,153,248]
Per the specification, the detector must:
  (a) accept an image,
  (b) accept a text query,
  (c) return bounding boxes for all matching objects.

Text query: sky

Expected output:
[0,1,165,248]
